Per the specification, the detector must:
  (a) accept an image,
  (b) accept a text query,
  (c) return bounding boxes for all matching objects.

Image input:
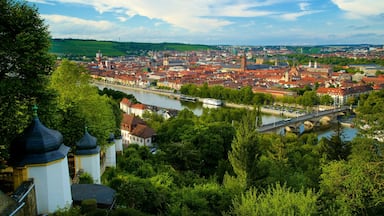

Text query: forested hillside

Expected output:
[50,39,217,58]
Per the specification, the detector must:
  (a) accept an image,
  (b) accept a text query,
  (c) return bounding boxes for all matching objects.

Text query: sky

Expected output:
[28,0,384,46]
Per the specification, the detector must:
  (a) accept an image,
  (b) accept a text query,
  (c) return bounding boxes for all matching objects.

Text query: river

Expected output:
[95,82,357,140]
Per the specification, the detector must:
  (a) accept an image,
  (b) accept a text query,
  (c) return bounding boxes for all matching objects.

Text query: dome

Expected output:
[107,133,115,143]
[9,106,70,167]
[75,130,100,155]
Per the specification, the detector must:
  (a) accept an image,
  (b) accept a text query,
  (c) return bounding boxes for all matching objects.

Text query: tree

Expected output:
[319,95,333,106]
[0,0,54,166]
[227,113,260,188]
[228,184,318,216]
[317,122,351,161]
[301,91,319,107]
[356,89,384,138]
[319,137,384,215]
[49,60,116,148]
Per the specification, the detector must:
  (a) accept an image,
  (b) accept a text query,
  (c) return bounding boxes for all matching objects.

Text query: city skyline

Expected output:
[30,0,384,46]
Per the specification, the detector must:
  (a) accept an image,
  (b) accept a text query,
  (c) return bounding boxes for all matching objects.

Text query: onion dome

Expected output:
[9,105,70,167]
[107,133,115,143]
[75,127,100,155]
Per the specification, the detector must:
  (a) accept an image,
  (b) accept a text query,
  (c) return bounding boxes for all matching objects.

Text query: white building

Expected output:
[120,97,149,117]
[74,129,101,184]
[121,114,156,147]
[9,107,72,214]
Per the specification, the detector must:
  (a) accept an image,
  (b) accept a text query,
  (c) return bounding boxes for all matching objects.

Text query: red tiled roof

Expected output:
[131,124,156,138]
[131,103,147,110]
[120,97,132,106]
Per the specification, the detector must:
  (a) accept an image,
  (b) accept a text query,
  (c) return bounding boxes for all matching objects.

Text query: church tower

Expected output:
[74,127,101,184]
[240,54,247,72]
[9,105,72,214]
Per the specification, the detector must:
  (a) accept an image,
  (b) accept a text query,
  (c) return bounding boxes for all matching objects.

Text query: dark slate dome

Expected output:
[75,129,100,155]
[107,133,115,143]
[9,106,70,167]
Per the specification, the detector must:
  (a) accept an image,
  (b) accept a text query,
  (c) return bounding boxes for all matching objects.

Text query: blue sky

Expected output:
[29,0,384,45]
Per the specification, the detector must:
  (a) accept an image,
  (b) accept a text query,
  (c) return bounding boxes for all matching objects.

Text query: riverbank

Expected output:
[93,80,176,98]
[93,80,303,117]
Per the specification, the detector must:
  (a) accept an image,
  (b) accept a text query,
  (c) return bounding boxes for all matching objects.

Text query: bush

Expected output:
[81,199,97,214]
[79,172,94,184]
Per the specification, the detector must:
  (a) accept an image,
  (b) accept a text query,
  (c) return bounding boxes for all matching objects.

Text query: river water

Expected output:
[95,83,357,141]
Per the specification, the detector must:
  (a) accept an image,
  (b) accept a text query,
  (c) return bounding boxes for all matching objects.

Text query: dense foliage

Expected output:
[0,0,55,166]
[97,90,384,215]
[286,54,384,68]
[50,39,217,58]
[180,83,274,105]
[180,83,335,107]
[48,60,117,149]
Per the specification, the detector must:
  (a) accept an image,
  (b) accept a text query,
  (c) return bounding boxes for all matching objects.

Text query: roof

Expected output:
[131,103,147,110]
[9,116,70,167]
[131,124,156,138]
[120,97,132,106]
[71,184,116,208]
[121,114,146,130]
[75,131,100,155]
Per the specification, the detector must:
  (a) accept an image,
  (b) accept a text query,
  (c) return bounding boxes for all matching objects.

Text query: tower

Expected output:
[74,127,101,184]
[105,133,116,168]
[240,54,247,72]
[9,105,72,214]
[96,50,102,64]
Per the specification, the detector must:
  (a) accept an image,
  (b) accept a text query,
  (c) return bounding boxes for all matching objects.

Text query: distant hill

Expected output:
[50,38,218,58]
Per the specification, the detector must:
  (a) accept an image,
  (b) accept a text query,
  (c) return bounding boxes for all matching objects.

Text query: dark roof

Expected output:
[9,117,70,167]
[75,131,100,155]
[107,133,115,143]
[71,184,116,208]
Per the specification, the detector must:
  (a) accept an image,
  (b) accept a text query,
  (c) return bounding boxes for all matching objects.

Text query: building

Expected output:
[8,106,72,214]
[121,114,156,147]
[1,105,118,215]
[120,97,149,117]
[316,85,372,105]
[74,128,101,184]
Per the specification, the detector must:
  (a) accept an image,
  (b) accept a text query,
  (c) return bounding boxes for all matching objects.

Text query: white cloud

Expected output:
[280,10,321,21]
[117,16,127,22]
[28,0,55,5]
[41,14,117,39]
[40,0,282,32]
[299,2,309,11]
[331,0,384,18]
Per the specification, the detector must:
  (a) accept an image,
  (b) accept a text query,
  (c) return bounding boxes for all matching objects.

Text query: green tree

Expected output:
[227,113,260,188]
[49,60,116,148]
[317,122,351,161]
[228,184,318,216]
[320,137,384,215]
[319,95,334,106]
[168,182,232,216]
[0,0,55,166]
[301,91,319,107]
[356,89,384,138]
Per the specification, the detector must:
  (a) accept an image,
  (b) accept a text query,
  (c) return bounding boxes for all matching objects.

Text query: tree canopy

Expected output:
[0,0,54,166]
[48,59,116,148]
